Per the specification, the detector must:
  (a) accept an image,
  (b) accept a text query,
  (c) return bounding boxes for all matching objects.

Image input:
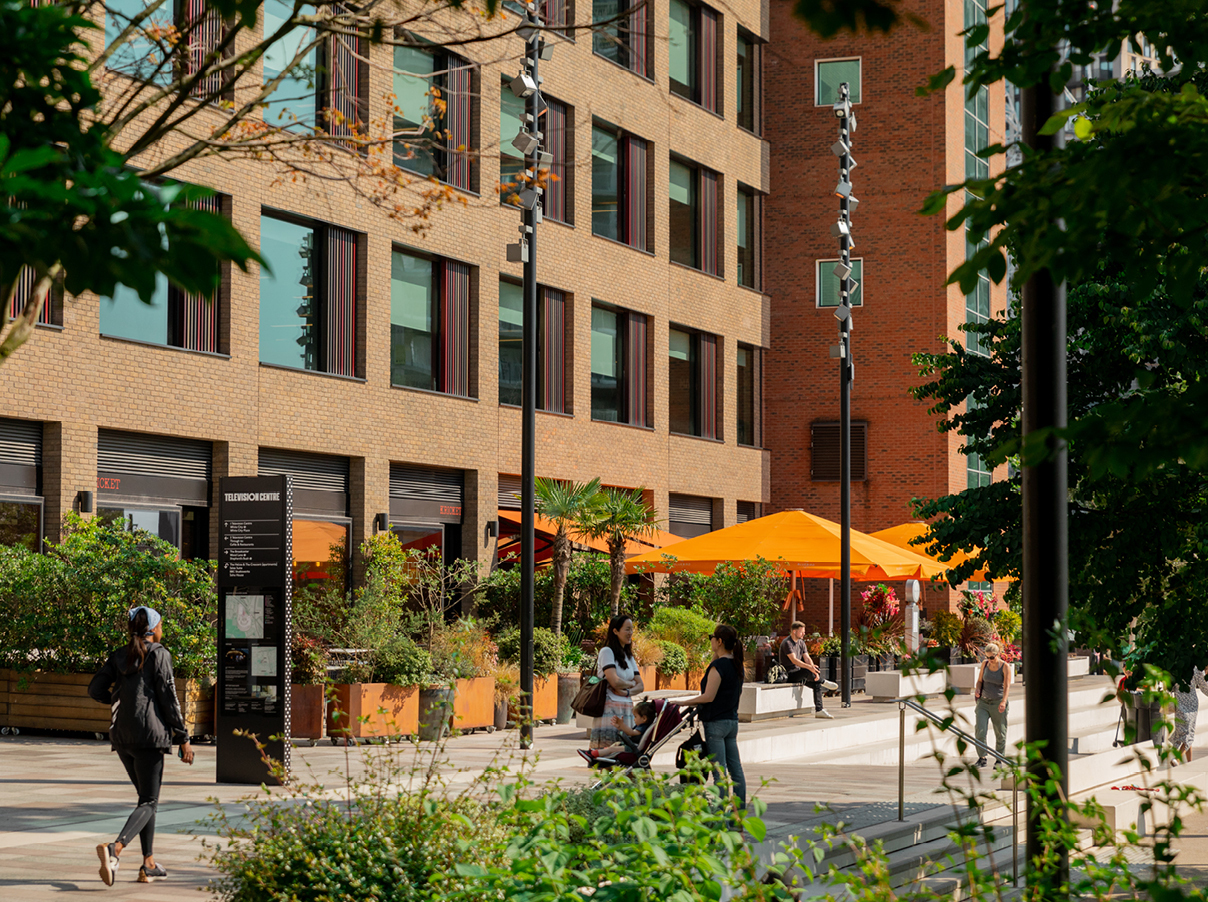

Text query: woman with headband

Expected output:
[88,605,194,886]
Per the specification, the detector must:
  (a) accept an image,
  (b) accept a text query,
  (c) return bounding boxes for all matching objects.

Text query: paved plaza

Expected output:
[5,690,1208,900]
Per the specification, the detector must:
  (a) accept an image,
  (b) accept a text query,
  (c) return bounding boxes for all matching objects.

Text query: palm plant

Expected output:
[534,477,601,636]
[576,487,660,615]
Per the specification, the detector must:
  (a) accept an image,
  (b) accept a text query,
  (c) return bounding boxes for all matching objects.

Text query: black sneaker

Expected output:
[138,864,168,883]
[96,843,119,886]
[975,757,988,768]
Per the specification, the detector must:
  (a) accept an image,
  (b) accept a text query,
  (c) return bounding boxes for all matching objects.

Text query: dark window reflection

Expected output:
[292,519,349,595]
[0,501,41,551]
[98,506,181,548]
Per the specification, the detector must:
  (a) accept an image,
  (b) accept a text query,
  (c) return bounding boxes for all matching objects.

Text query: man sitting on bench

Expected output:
[779,621,838,719]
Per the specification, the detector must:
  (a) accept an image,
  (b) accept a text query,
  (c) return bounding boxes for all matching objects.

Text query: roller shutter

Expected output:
[737,501,760,523]
[390,464,464,524]
[497,474,521,510]
[259,448,349,516]
[98,429,211,504]
[0,418,41,496]
[668,493,714,539]
[810,422,868,482]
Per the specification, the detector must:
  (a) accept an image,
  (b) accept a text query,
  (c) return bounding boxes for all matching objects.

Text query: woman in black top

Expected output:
[680,624,746,809]
[88,606,194,886]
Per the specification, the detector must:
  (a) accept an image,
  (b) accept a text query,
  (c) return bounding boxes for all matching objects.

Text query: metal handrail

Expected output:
[896,697,1019,885]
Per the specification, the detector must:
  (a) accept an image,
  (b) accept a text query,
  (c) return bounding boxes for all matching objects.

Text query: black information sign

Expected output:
[216,475,292,785]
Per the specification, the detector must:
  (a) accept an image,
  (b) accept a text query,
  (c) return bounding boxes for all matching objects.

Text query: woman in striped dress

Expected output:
[1170,667,1208,762]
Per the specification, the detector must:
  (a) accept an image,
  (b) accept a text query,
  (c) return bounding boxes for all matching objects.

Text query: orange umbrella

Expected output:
[623,510,948,580]
[869,522,991,583]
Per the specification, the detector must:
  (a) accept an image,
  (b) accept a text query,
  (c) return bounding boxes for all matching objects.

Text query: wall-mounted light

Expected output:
[486,519,499,538]
[374,512,389,532]
[77,490,93,514]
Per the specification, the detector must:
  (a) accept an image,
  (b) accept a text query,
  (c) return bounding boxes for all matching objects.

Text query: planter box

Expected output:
[290,684,326,739]
[453,677,495,730]
[532,676,557,721]
[327,683,419,739]
[1069,656,1090,678]
[639,665,657,693]
[948,663,1017,695]
[866,669,947,701]
[737,683,816,722]
[657,670,687,690]
[0,669,213,738]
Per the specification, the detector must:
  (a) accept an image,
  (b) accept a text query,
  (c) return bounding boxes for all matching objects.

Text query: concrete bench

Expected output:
[949,663,1018,694]
[737,683,816,722]
[866,669,948,701]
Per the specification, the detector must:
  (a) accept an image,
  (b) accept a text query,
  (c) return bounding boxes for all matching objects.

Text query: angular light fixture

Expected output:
[506,239,529,263]
[510,71,537,98]
[829,344,847,358]
[516,186,543,210]
[834,180,852,198]
[831,219,850,239]
[832,261,852,279]
[833,99,851,119]
[538,39,554,61]
[833,305,852,322]
[848,195,860,214]
[536,149,554,167]
[517,23,539,41]
[512,129,541,156]
[831,139,850,157]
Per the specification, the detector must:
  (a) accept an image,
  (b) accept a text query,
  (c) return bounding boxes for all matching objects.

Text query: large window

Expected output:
[591,305,648,425]
[592,123,649,250]
[262,0,317,127]
[816,58,861,106]
[737,186,759,289]
[105,0,172,82]
[737,30,760,133]
[501,85,572,224]
[668,0,719,112]
[964,0,992,361]
[393,46,475,190]
[670,156,720,274]
[0,501,41,551]
[668,328,718,439]
[98,506,181,548]
[816,258,863,307]
[593,0,649,77]
[498,281,567,412]
[391,248,473,396]
[293,519,349,594]
[737,343,760,446]
[260,212,359,376]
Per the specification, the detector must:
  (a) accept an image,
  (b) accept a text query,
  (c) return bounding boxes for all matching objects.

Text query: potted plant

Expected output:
[290,633,328,741]
[495,626,562,723]
[557,636,585,724]
[432,619,498,733]
[491,664,521,731]
[929,610,964,665]
[654,640,688,690]
[631,631,664,691]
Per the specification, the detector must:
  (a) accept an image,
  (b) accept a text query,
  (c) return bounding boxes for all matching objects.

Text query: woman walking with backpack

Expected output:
[88,606,194,886]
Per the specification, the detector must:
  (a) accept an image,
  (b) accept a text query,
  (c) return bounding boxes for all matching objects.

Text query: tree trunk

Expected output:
[551,529,570,635]
[610,538,626,615]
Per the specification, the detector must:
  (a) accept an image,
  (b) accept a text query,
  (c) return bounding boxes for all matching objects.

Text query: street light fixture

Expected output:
[510,72,537,98]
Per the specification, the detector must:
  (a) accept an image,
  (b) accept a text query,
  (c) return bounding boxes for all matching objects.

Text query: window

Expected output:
[8,268,59,328]
[98,506,182,547]
[105,0,172,83]
[0,501,41,551]
[262,0,317,127]
[592,123,649,250]
[259,212,360,376]
[737,186,759,289]
[591,305,648,425]
[668,327,718,439]
[293,519,349,593]
[501,84,572,224]
[498,281,569,412]
[964,0,991,355]
[737,343,760,446]
[669,493,714,538]
[967,449,992,490]
[736,30,760,133]
[816,258,863,307]
[810,421,868,481]
[593,0,649,77]
[391,248,472,396]
[393,45,475,190]
[966,276,991,356]
[736,500,760,523]
[816,58,861,105]
[180,0,228,98]
[670,156,719,274]
[103,194,224,352]
[669,0,719,112]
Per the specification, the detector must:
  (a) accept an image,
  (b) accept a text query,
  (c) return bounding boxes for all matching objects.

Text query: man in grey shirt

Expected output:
[778,621,837,719]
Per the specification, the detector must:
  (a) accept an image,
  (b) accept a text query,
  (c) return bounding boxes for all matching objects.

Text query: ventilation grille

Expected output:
[258,449,349,494]
[0,419,41,468]
[737,501,760,523]
[810,422,868,482]
[390,464,463,505]
[668,493,713,526]
[99,430,210,480]
[498,473,521,510]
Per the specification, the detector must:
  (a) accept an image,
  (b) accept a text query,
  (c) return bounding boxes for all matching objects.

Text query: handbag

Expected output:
[676,728,706,783]
[571,675,608,718]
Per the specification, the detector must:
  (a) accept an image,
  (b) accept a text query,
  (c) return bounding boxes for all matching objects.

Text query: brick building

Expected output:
[762,0,1009,627]
[0,0,771,588]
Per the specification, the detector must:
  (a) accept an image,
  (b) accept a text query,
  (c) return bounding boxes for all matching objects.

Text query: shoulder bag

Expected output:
[571,675,609,718]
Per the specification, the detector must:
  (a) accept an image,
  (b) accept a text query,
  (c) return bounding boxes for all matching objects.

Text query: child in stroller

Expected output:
[578,700,657,764]
[577,698,697,775]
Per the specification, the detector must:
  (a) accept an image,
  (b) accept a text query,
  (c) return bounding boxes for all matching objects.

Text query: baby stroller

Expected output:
[588,698,698,783]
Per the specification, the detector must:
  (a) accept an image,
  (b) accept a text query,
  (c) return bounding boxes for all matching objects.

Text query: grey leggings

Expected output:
[115,747,164,856]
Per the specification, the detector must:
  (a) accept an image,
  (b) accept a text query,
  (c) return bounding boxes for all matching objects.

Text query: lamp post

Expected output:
[830,82,858,708]
[506,3,552,750]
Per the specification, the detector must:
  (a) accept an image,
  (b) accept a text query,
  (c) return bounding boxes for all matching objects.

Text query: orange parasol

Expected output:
[624,510,948,580]
[869,522,991,583]
[496,510,684,558]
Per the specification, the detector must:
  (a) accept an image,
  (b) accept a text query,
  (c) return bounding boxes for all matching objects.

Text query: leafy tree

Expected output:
[575,487,659,616]
[534,476,601,636]
[652,557,787,642]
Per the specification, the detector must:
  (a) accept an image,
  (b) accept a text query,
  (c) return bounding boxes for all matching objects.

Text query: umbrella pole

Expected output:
[829,578,834,635]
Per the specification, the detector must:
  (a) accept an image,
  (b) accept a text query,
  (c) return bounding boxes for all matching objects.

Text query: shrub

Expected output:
[431,619,497,682]
[648,605,715,669]
[655,640,688,675]
[930,610,964,647]
[631,631,665,667]
[495,626,564,679]
[290,633,328,685]
[994,608,1022,643]
[0,514,216,680]
[820,635,842,656]
[375,635,433,687]
[653,557,786,642]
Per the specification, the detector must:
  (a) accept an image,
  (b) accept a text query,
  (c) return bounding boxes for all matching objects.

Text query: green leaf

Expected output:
[743,817,767,842]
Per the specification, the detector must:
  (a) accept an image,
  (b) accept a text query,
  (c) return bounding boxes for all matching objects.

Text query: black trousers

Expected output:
[115,747,164,856]
[787,669,825,711]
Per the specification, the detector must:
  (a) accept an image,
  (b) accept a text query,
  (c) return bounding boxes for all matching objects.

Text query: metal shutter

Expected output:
[737,501,759,523]
[497,473,521,510]
[258,449,348,493]
[669,493,713,539]
[389,464,464,524]
[97,429,211,504]
[810,422,867,481]
[0,418,41,495]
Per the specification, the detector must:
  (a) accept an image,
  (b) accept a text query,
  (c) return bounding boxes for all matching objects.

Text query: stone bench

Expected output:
[737,683,816,722]
[865,669,948,701]
[948,663,1018,695]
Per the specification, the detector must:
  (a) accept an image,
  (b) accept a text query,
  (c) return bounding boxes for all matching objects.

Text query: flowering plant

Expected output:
[1000,643,1021,663]
[860,583,900,622]
[959,589,997,620]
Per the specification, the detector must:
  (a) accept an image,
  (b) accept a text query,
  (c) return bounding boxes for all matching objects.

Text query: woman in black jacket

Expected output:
[679,623,746,810]
[88,606,194,886]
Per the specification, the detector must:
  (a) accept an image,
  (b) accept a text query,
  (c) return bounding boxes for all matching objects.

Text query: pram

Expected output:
[587,698,698,781]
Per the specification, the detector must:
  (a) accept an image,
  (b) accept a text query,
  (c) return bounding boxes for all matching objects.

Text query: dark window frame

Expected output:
[736,28,762,134]
[392,40,479,192]
[390,244,476,398]
[736,342,761,447]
